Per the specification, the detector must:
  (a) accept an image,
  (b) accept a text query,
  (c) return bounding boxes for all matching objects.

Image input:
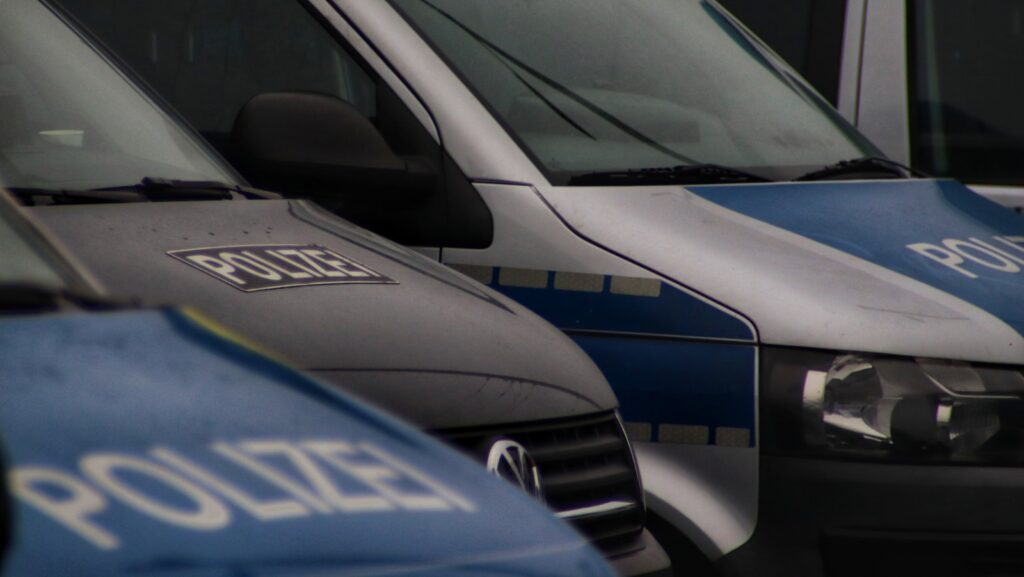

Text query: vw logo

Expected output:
[485,439,543,499]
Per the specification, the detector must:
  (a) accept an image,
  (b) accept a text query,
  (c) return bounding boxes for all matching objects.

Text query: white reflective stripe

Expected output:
[629,423,753,447]
[554,271,604,293]
[609,276,662,297]
[622,422,653,442]
[715,427,751,447]
[659,424,710,445]
[448,264,495,285]
[498,268,549,288]
[557,499,637,520]
[485,267,669,296]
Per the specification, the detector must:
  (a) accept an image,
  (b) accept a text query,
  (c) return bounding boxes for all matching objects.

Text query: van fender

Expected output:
[636,442,758,560]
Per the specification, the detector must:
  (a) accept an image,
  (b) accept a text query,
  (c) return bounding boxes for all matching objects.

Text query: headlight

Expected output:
[762,348,1024,463]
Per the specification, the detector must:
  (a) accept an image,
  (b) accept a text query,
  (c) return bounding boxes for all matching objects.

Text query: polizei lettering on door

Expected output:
[167,244,396,291]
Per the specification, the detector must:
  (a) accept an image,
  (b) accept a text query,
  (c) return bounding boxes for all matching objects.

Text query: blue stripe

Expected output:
[573,336,756,445]
[489,271,753,341]
[485,271,757,445]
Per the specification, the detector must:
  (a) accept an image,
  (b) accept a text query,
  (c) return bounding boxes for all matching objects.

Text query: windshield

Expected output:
[390,0,879,184]
[0,0,234,192]
[0,193,83,290]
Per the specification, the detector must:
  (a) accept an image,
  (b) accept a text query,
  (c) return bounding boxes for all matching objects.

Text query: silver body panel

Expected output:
[836,0,866,124]
[846,0,911,164]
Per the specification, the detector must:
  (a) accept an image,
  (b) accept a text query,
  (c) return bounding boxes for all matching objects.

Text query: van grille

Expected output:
[442,412,646,556]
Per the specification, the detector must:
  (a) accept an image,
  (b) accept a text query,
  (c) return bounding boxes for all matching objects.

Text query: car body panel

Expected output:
[29,199,617,430]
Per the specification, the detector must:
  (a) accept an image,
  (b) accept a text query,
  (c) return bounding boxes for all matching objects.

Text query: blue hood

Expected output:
[691,179,1024,341]
[0,309,612,577]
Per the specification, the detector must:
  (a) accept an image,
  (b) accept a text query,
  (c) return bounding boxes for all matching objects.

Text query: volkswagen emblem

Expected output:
[485,439,543,499]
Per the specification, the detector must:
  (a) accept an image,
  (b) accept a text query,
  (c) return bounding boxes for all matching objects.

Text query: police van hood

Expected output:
[29,200,616,429]
[0,308,614,577]
[537,179,1024,364]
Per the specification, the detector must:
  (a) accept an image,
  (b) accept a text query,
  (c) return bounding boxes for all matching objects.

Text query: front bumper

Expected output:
[609,529,672,577]
[719,456,1024,577]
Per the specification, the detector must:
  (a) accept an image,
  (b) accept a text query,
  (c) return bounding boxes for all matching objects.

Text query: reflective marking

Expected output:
[226,441,393,513]
[715,427,751,447]
[81,453,231,530]
[557,499,637,520]
[498,268,549,289]
[659,424,710,445]
[622,422,653,442]
[302,441,446,511]
[10,467,120,550]
[167,244,395,292]
[554,272,604,293]
[610,276,662,297]
[211,443,334,514]
[151,448,310,521]
[626,422,756,447]
[360,444,477,513]
[10,439,477,550]
[449,264,494,285]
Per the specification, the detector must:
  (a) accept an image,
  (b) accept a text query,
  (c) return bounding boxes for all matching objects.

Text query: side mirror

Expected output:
[230,92,435,196]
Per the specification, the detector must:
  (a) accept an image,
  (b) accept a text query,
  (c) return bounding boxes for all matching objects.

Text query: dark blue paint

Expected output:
[0,308,612,577]
[692,179,1024,338]
[573,336,756,445]
[488,272,757,443]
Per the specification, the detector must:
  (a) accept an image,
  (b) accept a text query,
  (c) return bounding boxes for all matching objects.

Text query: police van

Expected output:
[53,0,1024,575]
[0,2,667,574]
[0,190,618,577]
[717,0,1024,214]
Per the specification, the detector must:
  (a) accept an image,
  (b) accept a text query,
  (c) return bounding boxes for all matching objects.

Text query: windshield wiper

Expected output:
[0,282,132,313]
[11,177,279,206]
[9,187,153,205]
[568,164,771,186]
[796,157,926,181]
[94,177,279,200]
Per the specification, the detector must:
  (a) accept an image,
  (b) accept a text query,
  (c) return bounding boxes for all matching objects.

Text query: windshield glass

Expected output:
[0,194,81,290]
[390,0,878,184]
[0,0,234,192]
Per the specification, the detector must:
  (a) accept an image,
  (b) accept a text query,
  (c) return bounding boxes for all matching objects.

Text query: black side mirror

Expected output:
[230,92,435,196]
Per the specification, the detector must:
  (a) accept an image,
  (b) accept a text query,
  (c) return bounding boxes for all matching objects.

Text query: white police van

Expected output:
[0,189,617,577]
[54,0,1024,574]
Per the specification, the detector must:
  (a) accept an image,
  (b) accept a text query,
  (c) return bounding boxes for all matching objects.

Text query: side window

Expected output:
[909,1,1024,185]
[55,0,492,248]
[716,0,847,106]
[56,0,374,152]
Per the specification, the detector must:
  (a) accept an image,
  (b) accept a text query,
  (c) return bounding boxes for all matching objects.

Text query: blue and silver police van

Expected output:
[0,190,617,577]
[52,0,1024,574]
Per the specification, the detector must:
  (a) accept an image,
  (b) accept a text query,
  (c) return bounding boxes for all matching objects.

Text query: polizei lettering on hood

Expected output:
[167,244,396,291]
[10,438,476,550]
[908,236,1024,279]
